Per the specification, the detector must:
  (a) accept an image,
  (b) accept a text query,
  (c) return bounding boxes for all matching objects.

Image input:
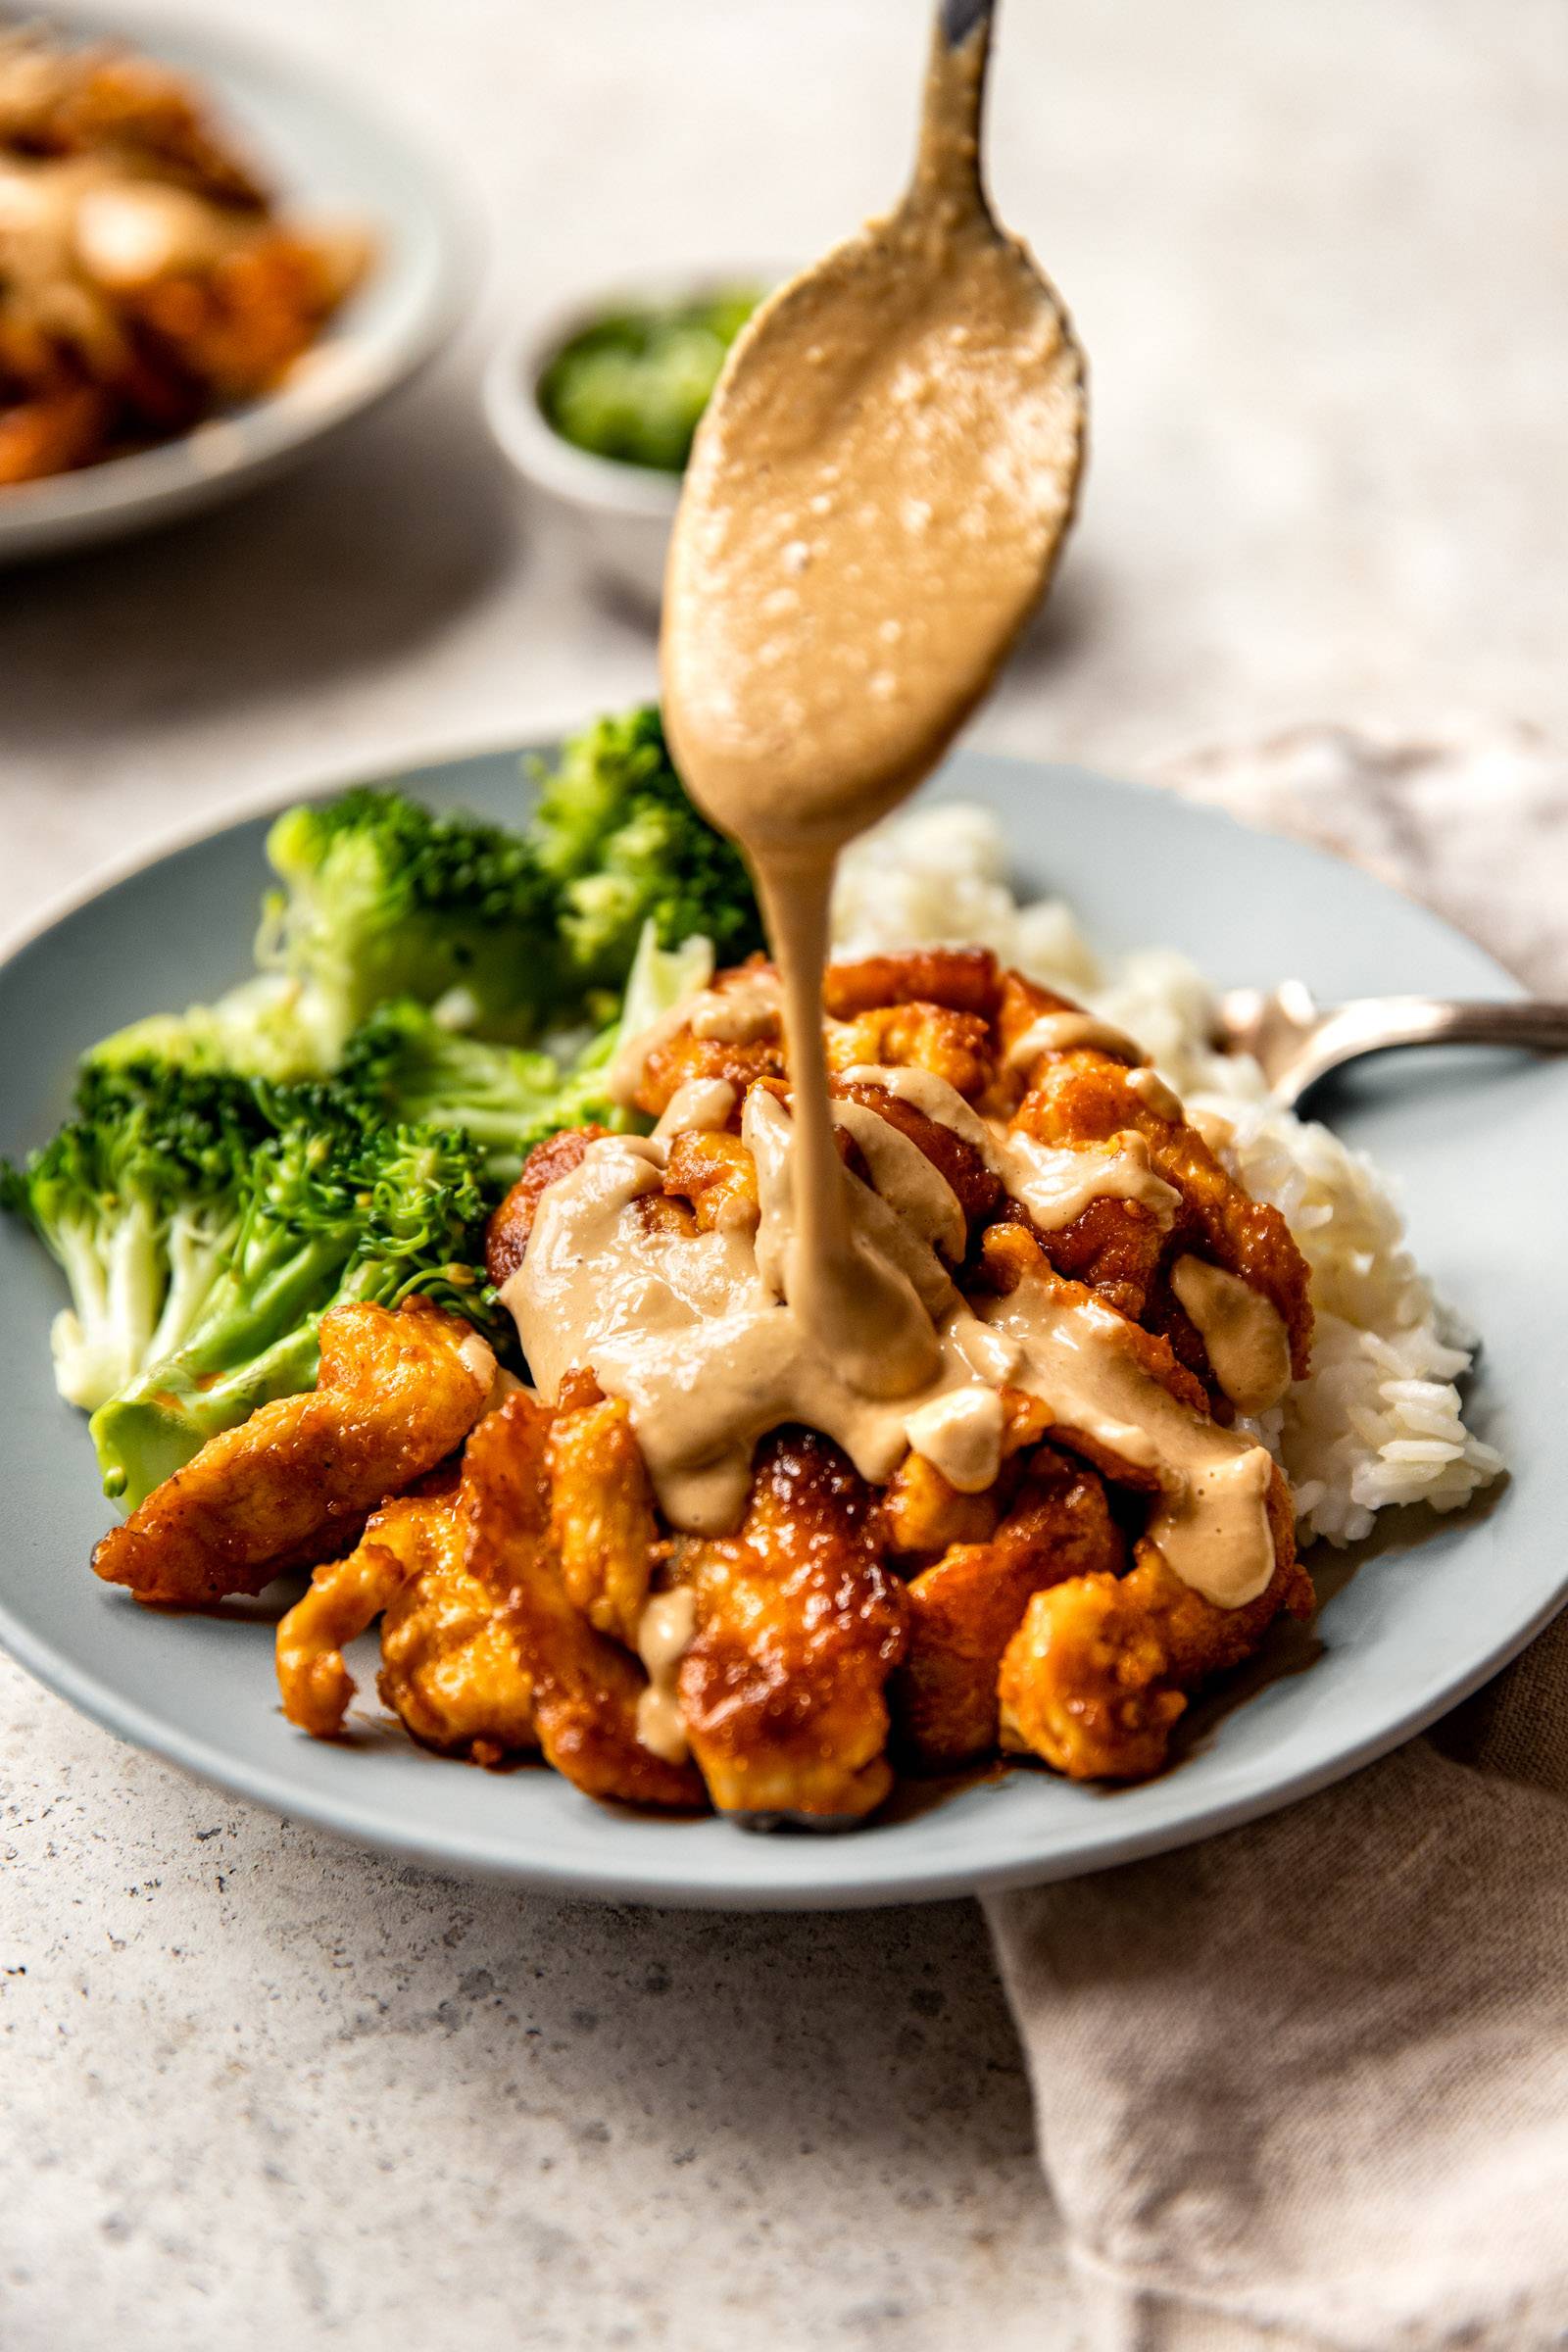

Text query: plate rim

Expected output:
[0,743,1557,1910]
[0,0,474,557]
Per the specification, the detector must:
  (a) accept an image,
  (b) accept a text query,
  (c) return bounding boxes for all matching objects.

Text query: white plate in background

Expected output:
[0,5,469,564]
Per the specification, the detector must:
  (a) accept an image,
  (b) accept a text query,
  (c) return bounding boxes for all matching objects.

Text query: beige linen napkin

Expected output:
[985,724,1568,2352]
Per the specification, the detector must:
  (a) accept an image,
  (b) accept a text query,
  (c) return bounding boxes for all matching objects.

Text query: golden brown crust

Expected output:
[897,1449,1125,1767]
[831,1076,1001,1233]
[277,1532,420,1739]
[93,1300,493,1607]
[662,1128,760,1234]
[998,1465,1309,1781]
[546,1393,662,1645]
[679,1431,908,1822]
[824,1001,994,1100]
[465,1396,704,1810]
[821,947,1001,1022]
[1014,1052,1312,1383]
[277,1479,539,1762]
[976,1224,1214,1472]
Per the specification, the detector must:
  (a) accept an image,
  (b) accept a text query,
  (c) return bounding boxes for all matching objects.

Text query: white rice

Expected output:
[831,804,1504,1546]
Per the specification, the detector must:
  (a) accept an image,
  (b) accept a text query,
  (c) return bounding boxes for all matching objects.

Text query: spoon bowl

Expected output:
[662,0,1086,849]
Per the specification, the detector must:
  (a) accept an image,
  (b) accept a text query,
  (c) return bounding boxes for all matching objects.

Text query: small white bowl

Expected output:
[483,270,778,611]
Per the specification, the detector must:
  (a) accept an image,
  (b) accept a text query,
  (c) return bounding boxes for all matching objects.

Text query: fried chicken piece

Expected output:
[992,970,1140,1084]
[991,972,1169,1318]
[126,229,368,402]
[94,1300,495,1606]
[999,1468,1311,1781]
[466,1393,703,1809]
[377,1486,538,1763]
[881,1447,1002,1561]
[0,380,112,484]
[546,1393,662,1645]
[825,1001,995,1101]
[631,961,786,1120]
[880,1387,1052,1562]
[1020,1192,1168,1325]
[636,950,1006,1120]
[1015,1043,1312,1382]
[485,1124,614,1288]
[992,971,1312,1382]
[662,1128,760,1234]
[0,32,269,206]
[679,1430,907,1823]
[277,1477,526,1759]
[278,1443,540,1764]
[975,1224,1212,1492]
[822,947,1002,1022]
[278,1535,420,1739]
[897,1449,1126,1767]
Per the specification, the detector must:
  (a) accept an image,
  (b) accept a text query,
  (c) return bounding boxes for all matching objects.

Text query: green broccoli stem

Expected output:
[145,1205,244,1365]
[48,1197,166,1413]
[90,1225,358,1508]
[90,1323,322,1507]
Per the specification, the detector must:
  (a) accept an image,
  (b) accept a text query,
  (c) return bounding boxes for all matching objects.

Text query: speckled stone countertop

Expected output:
[2,3,1564,2345]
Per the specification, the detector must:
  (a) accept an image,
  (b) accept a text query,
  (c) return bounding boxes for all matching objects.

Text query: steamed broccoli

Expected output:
[260,789,566,1047]
[88,1100,507,1511]
[90,975,336,1084]
[528,706,761,990]
[91,710,759,1087]
[0,1063,273,1412]
[93,790,568,1078]
[537,287,760,473]
[340,1000,634,1185]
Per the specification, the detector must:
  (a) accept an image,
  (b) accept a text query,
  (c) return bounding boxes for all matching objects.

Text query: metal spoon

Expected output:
[1216,980,1568,1109]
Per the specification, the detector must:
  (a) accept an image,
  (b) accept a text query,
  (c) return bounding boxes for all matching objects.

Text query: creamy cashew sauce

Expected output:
[1005,1011,1143,1069]
[996,1129,1180,1234]
[634,1587,698,1765]
[505,17,1283,1643]
[1171,1254,1293,1416]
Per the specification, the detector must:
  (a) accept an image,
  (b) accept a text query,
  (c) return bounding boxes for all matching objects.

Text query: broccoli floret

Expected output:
[1,1063,273,1412]
[89,793,564,1079]
[258,788,566,1052]
[537,288,760,473]
[90,720,757,1084]
[91,975,336,1083]
[529,706,761,989]
[340,999,637,1184]
[88,1101,507,1511]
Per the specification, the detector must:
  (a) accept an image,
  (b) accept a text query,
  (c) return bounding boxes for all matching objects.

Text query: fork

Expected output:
[1215,982,1568,1110]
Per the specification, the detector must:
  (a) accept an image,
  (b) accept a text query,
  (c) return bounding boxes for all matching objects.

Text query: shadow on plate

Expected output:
[1,365,518,735]
[1169,1478,1512,1771]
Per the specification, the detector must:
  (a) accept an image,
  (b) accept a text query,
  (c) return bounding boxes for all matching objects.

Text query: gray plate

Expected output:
[0,747,1559,1908]
[0,5,468,564]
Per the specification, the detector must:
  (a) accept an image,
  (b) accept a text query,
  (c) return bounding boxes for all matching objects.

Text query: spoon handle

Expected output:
[919,0,998,204]
[1318,995,1568,1056]
[940,0,996,41]
[1292,995,1568,1102]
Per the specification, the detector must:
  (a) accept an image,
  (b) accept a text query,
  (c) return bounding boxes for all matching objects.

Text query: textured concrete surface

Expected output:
[2,1657,1063,2350]
[2,2,1565,2345]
